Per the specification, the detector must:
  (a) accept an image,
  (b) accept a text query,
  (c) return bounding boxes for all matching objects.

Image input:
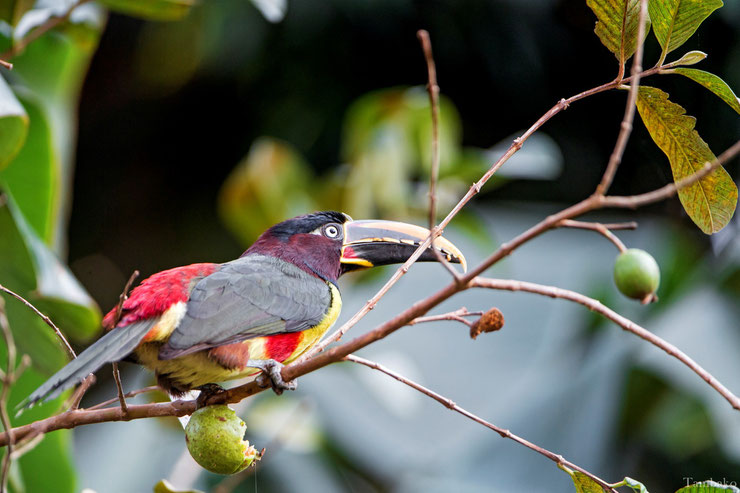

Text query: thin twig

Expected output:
[86,386,160,411]
[9,432,43,460]
[304,62,672,361]
[67,374,96,411]
[111,363,129,416]
[109,270,140,416]
[0,0,92,60]
[418,29,441,231]
[558,219,629,252]
[345,354,618,492]
[114,270,140,326]
[596,0,648,195]
[470,277,740,411]
[0,298,16,492]
[0,284,76,359]
[417,30,462,282]
[408,308,483,328]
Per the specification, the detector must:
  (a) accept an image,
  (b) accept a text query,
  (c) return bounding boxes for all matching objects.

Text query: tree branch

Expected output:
[304,62,676,361]
[408,307,483,328]
[1,38,737,451]
[470,277,740,411]
[558,219,630,253]
[595,0,648,195]
[345,354,618,493]
[417,29,441,231]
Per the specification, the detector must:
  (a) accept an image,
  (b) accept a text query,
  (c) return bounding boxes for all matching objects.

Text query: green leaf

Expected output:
[667,68,740,115]
[676,480,740,493]
[623,477,650,493]
[0,76,28,170]
[586,0,651,62]
[9,9,103,252]
[0,92,57,242]
[0,334,76,492]
[666,50,707,67]
[100,0,195,21]
[16,428,76,493]
[636,86,737,234]
[0,0,35,26]
[648,0,722,61]
[0,193,101,374]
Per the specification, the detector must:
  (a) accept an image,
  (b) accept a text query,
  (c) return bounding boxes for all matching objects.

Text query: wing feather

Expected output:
[159,255,331,359]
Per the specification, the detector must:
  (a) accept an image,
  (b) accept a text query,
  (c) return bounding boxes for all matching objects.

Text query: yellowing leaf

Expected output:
[636,86,737,234]
[669,68,740,115]
[586,0,650,62]
[649,0,722,61]
[570,471,604,493]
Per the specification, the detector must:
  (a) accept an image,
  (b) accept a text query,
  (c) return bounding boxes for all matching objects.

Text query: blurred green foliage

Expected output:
[219,87,492,245]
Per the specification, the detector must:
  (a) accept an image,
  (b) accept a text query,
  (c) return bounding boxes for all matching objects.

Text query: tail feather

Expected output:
[19,320,155,410]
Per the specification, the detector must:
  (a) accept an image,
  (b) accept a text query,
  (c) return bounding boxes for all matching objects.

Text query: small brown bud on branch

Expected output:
[470,308,504,339]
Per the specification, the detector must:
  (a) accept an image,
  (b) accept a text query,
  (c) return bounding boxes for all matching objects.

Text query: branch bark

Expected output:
[346,354,618,492]
[470,277,740,411]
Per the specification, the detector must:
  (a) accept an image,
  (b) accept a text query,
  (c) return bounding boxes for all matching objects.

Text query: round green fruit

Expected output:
[613,248,660,301]
[185,405,260,474]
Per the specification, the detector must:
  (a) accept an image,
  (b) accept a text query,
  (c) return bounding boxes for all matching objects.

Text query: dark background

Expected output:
[68,0,740,311]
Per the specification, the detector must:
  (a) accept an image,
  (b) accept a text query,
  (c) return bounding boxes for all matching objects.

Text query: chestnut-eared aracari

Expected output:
[22,211,465,409]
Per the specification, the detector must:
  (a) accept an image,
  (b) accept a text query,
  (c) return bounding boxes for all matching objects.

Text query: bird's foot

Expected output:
[248,359,297,396]
[195,383,226,409]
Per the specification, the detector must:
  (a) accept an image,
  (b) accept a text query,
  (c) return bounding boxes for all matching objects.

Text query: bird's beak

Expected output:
[340,220,467,275]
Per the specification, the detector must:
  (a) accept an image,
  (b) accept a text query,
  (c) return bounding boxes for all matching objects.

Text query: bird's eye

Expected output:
[324,224,340,238]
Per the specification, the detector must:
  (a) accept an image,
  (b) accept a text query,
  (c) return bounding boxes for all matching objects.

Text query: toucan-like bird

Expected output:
[22,211,465,408]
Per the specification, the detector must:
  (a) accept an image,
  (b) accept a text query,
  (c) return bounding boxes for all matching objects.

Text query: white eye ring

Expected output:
[324,224,340,238]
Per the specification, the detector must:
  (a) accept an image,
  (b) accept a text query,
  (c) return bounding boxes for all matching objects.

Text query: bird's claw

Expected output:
[195,383,226,409]
[248,359,297,395]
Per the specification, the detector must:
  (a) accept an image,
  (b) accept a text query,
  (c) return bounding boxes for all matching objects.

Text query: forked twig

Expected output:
[558,219,629,252]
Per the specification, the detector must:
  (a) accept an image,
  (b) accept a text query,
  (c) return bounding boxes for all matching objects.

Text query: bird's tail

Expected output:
[19,320,154,411]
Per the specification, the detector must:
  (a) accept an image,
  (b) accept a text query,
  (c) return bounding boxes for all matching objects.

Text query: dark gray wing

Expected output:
[159,255,331,359]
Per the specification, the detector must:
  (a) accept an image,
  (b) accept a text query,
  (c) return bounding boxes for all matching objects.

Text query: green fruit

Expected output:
[185,405,260,474]
[613,248,660,301]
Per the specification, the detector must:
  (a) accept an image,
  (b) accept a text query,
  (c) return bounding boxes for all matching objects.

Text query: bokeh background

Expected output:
[1,1,739,492]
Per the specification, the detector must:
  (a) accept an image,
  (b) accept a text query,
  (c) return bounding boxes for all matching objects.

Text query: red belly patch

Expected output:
[265,332,302,363]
